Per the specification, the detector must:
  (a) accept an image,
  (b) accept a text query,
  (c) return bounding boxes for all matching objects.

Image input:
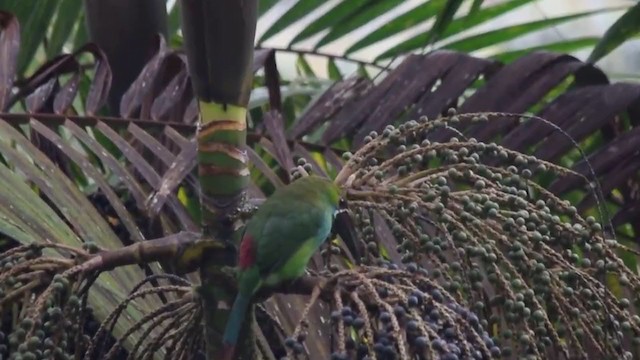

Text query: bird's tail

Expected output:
[221,293,251,359]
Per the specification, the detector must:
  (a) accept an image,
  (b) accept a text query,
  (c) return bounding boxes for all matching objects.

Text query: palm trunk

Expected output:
[196,102,249,236]
[179,0,258,359]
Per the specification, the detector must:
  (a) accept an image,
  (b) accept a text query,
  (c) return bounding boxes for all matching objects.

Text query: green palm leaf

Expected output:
[443,8,621,53]
[588,2,640,63]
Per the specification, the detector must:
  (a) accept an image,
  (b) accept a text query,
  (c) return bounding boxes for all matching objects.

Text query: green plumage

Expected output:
[222,176,341,357]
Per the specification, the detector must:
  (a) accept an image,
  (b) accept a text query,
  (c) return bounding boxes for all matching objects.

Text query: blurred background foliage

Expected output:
[3,0,640,102]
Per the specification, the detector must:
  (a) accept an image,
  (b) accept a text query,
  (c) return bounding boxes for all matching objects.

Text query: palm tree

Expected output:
[1,1,640,359]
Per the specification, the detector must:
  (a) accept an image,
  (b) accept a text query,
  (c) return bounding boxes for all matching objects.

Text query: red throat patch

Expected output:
[238,234,256,269]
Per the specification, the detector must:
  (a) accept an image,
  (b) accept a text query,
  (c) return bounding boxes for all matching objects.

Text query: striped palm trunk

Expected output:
[197,101,249,237]
[179,0,258,359]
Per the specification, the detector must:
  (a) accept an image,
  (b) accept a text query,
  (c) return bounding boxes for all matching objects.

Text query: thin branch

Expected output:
[76,231,204,273]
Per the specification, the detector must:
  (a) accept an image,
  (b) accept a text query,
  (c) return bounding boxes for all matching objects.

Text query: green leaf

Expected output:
[0,161,80,245]
[619,238,638,276]
[491,37,600,64]
[427,0,465,45]
[72,12,88,49]
[345,0,447,55]
[258,0,280,16]
[258,0,325,44]
[443,8,618,53]
[0,0,31,35]
[588,3,640,63]
[375,0,535,61]
[12,0,59,75]
[0,119,168,350]
[296,54,316,77]
[357,64,369,79]
[327,58,342,80]
[315,0,402,49]
[167,1,182,39]
[289,0,371,46]
[469,0,484,16]
[46,0,82,58]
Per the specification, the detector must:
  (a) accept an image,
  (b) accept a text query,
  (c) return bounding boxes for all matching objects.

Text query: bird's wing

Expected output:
[254,200,330,276]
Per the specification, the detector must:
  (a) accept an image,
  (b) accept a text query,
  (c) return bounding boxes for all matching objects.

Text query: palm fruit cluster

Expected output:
[284,265,495,360]
[0,243,109,360]
[332,110,640,359]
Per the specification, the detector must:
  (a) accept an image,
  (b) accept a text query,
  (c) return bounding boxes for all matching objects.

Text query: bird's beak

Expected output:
[331,198,363,264]
[337,198,348,214]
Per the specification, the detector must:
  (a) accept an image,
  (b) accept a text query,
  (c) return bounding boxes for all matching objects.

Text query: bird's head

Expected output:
[296,175,361,262]
[293,175,343,211]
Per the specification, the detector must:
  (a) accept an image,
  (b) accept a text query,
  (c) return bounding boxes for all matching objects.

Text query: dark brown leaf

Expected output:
[321,55,419,145]
[372,211,403,264]
[613,203,640,228]
[120,36,169,118]
[128,122,177,167]
[289,76,371,140]
[140,53,189,120]
[354,52,488,146]
[0,112,194,133]
[10,54,79,110]
[501,84,639,156]
[550,126,640,194]
[464,53,592,112]
[263,50,281,111]
[30,119,145,242]
[258,134,285,171]
[147,137,198,217]
[533,83,640,162]
[183,98,198,123]
[95,121,197,231]
[25,78,57,113]
[246,145,284,188]
[323,147,343,172]
[80,43,113,115]
[150,67,192,122]
[252,48,272,73]
[578,155,640,212]
[333,209,363,264]
[263,110,294,171]
[408,53,497,121]
[53,71,80,114]
[163,124,192,148]
[460,52,607,142]
[63,119,148,209]
[0,118,120,244]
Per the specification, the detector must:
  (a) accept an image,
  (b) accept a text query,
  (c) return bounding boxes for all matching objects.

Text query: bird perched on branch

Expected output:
[221,175,343,359]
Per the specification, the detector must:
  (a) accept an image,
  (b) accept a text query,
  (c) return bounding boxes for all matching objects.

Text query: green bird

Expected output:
[221,175,343,359]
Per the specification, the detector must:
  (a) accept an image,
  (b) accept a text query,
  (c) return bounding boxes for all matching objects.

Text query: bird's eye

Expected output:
[339,198,347,208]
